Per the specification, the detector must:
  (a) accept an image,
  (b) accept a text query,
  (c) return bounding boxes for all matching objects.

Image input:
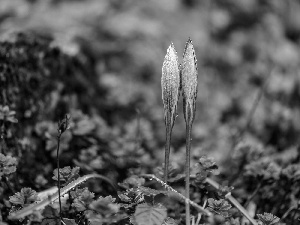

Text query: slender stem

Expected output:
[1,122,6,154]
[135,108,141,152]
[237,66,273,141]
[244,182,262,207]
[281,205,296,221]
[2,176,15,193]
[56,133,62,221]
[195,213,201,225]
[291,206,298,225]
[68,191,72,211]
[77,213,86,225]
[185,122,192,225]
[164,121,172,183]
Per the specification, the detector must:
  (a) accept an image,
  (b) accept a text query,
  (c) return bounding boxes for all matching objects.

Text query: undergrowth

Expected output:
[0,32,299,225]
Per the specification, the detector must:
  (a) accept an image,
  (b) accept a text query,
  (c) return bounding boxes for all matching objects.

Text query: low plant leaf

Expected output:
[162,217,179,225]
[134,203,167,225]
[9,188,39,206]
[0,153,17,178]
[257,213,280,225]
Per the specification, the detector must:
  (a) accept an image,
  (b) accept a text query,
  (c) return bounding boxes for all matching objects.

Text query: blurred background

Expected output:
[1,0,300,183]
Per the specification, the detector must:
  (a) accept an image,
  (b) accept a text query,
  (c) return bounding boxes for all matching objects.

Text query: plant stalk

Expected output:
[2,176,15,193]
[56,132,62,221]
[185,122,192,225]
[281,205,297,221]
[164,120,172,183]
[244,182,262,207]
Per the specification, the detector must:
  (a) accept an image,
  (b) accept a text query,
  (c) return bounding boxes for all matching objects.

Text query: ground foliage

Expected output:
[0,0,300,224]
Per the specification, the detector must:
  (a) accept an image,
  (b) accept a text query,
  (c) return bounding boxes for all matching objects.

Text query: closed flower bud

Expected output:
[161,43,180,127]
[181,38,198,124]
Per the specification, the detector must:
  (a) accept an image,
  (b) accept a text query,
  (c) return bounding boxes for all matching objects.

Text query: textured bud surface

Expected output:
[161,43,180,126]
[181,38,198,124]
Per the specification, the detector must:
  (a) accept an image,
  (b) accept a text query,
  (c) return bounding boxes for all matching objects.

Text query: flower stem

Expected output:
[164,122,172,183]
[281,205,297,221]
[185,122,192,225]
[244,182,262,207]
[2,176,15,193]
[56,132,62,221]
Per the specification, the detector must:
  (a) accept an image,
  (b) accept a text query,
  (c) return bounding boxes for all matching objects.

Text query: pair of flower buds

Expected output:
[161,38,198,130]
[161,38,198,182]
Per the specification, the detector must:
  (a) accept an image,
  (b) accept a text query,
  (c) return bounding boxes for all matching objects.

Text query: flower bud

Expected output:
[161,43,180,127]
[181,38,198,124]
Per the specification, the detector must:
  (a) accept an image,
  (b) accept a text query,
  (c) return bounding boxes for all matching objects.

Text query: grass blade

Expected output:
[8,174,116,220]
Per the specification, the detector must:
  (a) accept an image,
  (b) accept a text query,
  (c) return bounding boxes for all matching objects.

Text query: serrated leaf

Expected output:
[72,189,95,211]
[257,213,280,225]
[89,195,119,215]
[41,206,60,225]
[41,218,60,225]
[9,188,39,206]
[0,153,17,178]
[52,166,80,186]
[134,203,167,225]
[138,186,168,196]
[181,38,198,124]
